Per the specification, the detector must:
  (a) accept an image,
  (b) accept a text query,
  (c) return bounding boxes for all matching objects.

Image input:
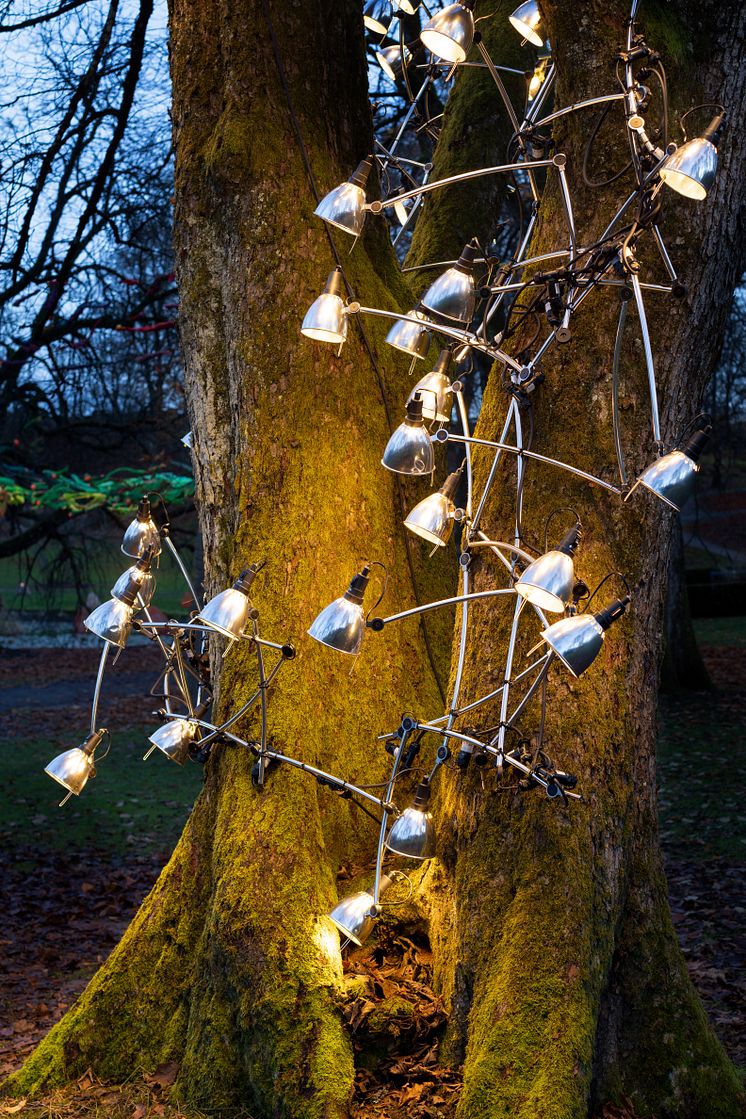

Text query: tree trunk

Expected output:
[7,1,746,1117]
[660,519,711,692]
[419,2,746,1117]
[6,2,448,1115]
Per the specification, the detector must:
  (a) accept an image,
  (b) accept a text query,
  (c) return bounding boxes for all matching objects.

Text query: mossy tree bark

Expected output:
[418,2,746,1117]
[7,1,450,1116]
[7,1,746,1118]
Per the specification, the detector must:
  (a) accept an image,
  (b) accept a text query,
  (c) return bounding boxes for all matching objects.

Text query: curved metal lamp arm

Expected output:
[345,304,522,372]
[89,643,110,735]
[368,587,515,630]
[367,157,556,210]
[435,431,622,495]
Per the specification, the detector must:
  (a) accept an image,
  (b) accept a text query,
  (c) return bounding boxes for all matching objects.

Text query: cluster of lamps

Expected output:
[45,0,720,952]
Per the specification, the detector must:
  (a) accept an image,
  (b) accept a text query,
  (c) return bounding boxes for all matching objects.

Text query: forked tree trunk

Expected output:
[7,1,746,1117]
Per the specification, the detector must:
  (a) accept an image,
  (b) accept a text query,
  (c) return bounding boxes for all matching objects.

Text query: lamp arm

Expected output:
[89,643,110,735]
[368,588,516,629]
[367,157,556,210]
[345,304,522,372]
[435,431,622,495]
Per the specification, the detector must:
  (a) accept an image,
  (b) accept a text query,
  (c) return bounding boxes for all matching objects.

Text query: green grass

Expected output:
[693,615,746,647]
[0,537,198,617]
[2,724,203,858]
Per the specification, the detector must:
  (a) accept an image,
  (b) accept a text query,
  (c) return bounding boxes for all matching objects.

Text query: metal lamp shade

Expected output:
[625,449,699,512]
[376,43,412,82]
[149,719,197,765]
[660,138,717,201]
[421,3,474,63]
[421,266,476,324]
[314,181,367,236]
[197,587,251,641]
[308,596,366,655]
[409,369,452,423]
[301,292,348,345]
[45,747,95,796]
[508,0,543,46]
[363,1,388,34]
[382,421,435,476]
[329,890,377,946]
[122,515,161,560]
[84,597,134,648]
[404,491,454,546]
[386,311,431,359]
[385,807,436,859]
[111,565,156,609]
[515,550,575,614]
[542,614,605,678]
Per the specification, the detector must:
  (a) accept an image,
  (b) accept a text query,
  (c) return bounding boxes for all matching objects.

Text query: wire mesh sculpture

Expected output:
[46,0,722,949]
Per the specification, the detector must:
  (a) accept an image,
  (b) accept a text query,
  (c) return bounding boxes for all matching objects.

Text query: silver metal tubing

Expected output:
[470,531,535,568]
[417,723,486,751]
[495,596,525,763]
[402,256,490,274]
[533,92,626,131]
[651,224,678,282]
[393,171,430,246]
[556,161,577,259]
[381,78,431,166]
[630,272,662,444]
[140,606,172,658]
[195,656,286,749]
[173,635,195,717]
[513,398,525,547]
[426,653,551,723]
[89,643,110,734]
[467,392,512,542]
[164,535,200,610]
[347,304,523,371]
[454,385,473,517]
[612,299,629,486]
[445,566,469,733]
[481,213,539,333]
[505,653,553,727]
[253,620,270,785]
[264,749,388,811]
[475,738,582,799]
[600,279,673,293]
[425,60,527,76]
[372,587,515,627]
[373,158,555,209]
[438,432,623,495]
[507,248,571,271]
[373,725,411,903]
[476,39,520,134]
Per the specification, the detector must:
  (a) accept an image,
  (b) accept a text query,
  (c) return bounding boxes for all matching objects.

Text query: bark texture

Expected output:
[7,1,746,1117]
[417,2,746,1117]
[7,1,450,1115]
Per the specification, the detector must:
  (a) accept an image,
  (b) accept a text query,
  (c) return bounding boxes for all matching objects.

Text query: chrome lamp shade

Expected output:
[308,565,370,655]
[404,465,462,546]
[421,2,475,63]
[385,310,431,359]
[45,728,105,797]
[660,138,718,201]
[196,566,259,641]
[84,596,135,648]
[385,781,436,859]
[541,614,605,678]
[515,523,581,614]
[122,497,162,559]
[624,428,709,512]
[111,564,155,608]
[363,1,388,35]
[301,268,348,344]
[420,242,478,325]
[314,159,371,236]
[329,875,391,945]
[508,0,544,46]
[409,349,453,422]
[382,393,435,476]
[377,43,412,83]
[542,596,630,678]
[148,719,197,765]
